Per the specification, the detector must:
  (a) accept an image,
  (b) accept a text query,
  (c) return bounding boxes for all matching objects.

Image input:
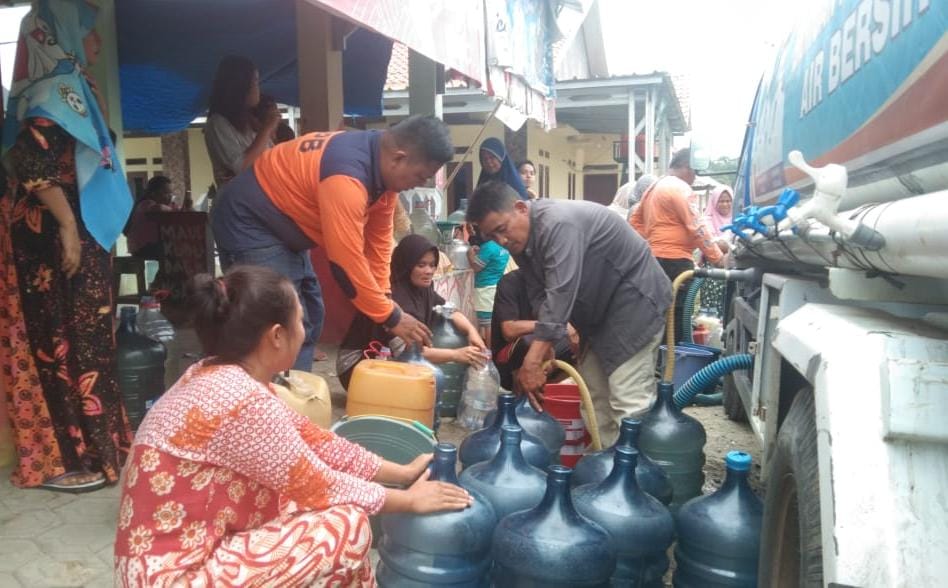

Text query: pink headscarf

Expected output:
[703,185,733,237]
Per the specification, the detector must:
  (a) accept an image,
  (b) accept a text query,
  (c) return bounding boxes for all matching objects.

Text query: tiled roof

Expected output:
[671,73,691,128]
[384,42,410,91]
[383,42,475,92]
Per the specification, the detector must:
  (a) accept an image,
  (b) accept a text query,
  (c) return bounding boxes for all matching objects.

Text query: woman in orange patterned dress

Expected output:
[114,265,472,586]
[1,1,134,492]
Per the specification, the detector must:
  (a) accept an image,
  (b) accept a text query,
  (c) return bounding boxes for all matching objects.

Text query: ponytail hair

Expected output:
[187,265,297,363]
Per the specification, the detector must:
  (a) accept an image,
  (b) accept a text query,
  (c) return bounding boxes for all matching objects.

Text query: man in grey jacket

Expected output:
[467,181,671,445]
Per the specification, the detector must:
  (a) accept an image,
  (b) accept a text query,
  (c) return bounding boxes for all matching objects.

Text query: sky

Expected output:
[598,0,814,158]
[0,5,29,102]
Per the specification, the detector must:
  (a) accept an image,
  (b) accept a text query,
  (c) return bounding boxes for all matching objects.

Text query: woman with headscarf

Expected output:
[0,1,134,492]
[477,137,529,200]
[390,235,487,366]
[698,185,735,317]
[608,173,658,220]
[703,184,734,240]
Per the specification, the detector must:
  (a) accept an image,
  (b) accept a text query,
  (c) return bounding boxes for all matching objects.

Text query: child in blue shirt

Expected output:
[467,235,510,345]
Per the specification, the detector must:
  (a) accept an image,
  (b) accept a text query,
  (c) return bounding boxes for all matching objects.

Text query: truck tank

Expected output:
[734,0,948,211]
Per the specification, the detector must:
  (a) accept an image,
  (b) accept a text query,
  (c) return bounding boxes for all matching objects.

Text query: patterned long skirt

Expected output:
[116,504,375,587]
[2,194,131,486]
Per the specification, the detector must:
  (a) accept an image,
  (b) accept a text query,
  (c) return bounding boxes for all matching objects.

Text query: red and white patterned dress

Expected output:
[114,361,385,587]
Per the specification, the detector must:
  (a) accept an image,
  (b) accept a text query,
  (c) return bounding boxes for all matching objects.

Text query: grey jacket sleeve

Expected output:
[533,223,583,342]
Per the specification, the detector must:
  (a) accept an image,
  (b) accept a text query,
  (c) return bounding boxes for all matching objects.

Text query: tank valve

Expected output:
[777,151,885,250]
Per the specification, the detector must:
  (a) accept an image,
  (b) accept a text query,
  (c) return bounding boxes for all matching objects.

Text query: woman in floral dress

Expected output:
[1,1,134,491]
[114,266,471,586]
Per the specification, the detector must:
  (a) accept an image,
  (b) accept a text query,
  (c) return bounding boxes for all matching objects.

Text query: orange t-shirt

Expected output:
[254,131,397,323]
[629,176,722,264]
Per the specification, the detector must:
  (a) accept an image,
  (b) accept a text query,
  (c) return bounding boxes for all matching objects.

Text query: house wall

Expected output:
[123,136,163,179]
[125,116,620,210]
[187,128,215,200]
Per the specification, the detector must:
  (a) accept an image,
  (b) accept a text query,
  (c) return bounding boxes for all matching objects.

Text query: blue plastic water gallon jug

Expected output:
[673,451,763,587]
[484,394,565,457]
[638,382,706,511]
[491,465,616,587]
[574,446,675,587]
[459,425,547,520]
[430,305,467,416]
[396,343,445,430]
[377,443,497,586]
[115,307,166,430]
[572,417,673,505]
[459,394,555,471]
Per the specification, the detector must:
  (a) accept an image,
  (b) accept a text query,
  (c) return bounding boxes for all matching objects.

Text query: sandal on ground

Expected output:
[314,349,329,361]
[37,471,107,494]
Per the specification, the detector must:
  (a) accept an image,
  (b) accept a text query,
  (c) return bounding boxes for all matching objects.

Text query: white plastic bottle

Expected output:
[136,296,175,345]
[457,350,501,430]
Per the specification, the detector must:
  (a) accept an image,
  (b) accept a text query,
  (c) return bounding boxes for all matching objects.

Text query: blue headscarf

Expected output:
[1,0,132,251]
[476,137,528,200]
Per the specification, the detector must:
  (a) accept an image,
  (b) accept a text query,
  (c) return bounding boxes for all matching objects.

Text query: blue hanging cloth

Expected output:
[1,0,133,251]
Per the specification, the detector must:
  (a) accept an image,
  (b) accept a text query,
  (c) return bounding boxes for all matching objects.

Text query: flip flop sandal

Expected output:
[313,349,329,361]
[38,472,107,494]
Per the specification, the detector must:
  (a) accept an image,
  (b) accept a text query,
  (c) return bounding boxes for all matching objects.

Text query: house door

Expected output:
[583,174,618,206]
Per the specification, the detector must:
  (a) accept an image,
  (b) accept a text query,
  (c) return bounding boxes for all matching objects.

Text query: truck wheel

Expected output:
[722,318,747,422]
[758,388,823,587]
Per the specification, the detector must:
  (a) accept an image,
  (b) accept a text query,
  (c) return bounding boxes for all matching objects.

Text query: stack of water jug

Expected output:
[377,383,764,587]
[115,297,174,429]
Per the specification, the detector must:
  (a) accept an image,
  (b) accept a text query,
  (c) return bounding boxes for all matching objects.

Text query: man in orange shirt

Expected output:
[211,115,453,371]
[630,148,726,341]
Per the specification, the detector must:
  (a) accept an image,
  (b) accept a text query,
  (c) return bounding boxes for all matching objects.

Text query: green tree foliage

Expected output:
[706,156,739,185]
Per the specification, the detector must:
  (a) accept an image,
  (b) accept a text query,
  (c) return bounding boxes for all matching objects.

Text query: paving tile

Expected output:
[36,523,115,556]
[14,556,108,588]
[0,475,20,499]
[0,509,62,538]
[93,483,123,500]
[81,571,114,588]
[0,573,22,587]
[95,543,115,568]
[0,538,41,573]
[53,496,119,525]
[0,500,14,524]
[0,488,78,512]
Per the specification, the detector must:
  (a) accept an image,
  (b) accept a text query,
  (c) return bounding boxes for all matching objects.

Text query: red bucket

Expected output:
[544,383,590,467]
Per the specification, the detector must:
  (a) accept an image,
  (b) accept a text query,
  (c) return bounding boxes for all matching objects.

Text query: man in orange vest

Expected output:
[211,115,453,371]
[630,148,726,341]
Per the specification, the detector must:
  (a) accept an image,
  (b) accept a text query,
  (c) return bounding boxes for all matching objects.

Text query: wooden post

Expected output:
[296,1,345,132]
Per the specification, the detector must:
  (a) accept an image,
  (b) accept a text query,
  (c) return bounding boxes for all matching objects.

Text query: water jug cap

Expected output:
[725,450,752,472]
[619,417,641,430]
[614,445,639,461]
[500,424,522,443]
[547,464,572,483]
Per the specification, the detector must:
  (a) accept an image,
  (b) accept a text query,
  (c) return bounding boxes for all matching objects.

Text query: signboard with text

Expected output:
[157,212,214,303]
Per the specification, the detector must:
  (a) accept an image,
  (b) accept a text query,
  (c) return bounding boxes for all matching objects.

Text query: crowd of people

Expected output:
[0,1,737,583]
